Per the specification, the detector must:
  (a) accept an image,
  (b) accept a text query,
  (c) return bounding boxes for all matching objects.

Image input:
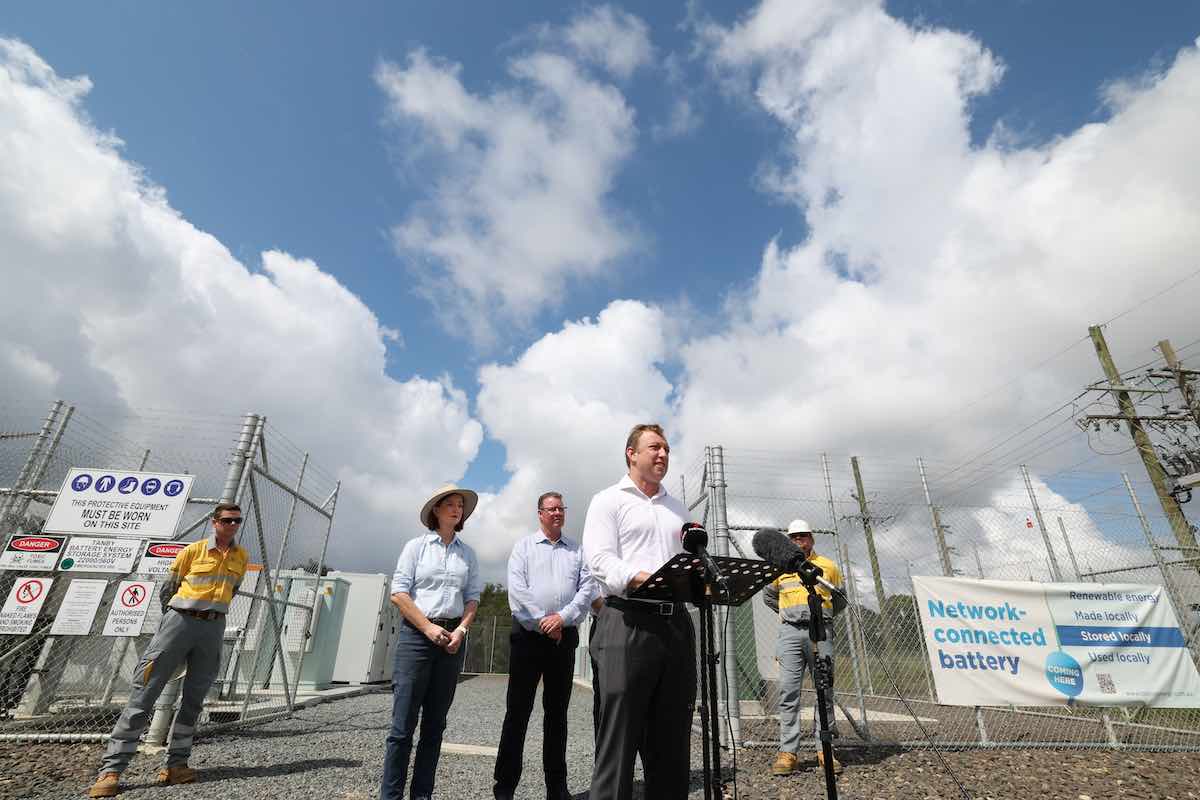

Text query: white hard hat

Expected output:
[786,519,814,535]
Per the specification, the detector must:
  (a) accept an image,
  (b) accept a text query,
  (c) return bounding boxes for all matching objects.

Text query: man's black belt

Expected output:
[404,616,462,632]
[605,596,686,616]
[172,607,224,620]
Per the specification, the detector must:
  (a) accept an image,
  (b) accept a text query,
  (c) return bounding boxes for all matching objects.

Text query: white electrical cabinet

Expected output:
[329,571,398,684]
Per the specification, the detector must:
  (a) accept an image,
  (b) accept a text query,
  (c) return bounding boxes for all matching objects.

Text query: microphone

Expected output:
[751,528,838,594]
[681,522,727,589]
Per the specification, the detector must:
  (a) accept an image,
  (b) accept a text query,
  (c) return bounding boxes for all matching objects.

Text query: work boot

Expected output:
[156,766,197,785]
[817,748,844,774]
[87,772,120,798]
[771,751,798,775]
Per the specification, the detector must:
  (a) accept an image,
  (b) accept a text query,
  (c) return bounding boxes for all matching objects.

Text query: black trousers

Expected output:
[493,619,579,795]
[589,603,696,800]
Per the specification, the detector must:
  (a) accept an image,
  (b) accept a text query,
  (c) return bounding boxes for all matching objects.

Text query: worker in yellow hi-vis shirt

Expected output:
[763,519,845,778]
[89,503,249,798]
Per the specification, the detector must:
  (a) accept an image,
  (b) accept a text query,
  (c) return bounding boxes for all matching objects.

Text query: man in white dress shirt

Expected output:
[582,424,696,800]
[493,492,595,800]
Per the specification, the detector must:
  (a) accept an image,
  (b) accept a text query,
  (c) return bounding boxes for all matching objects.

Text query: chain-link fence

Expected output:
[679,446,1200,752]
[0,400,340,742]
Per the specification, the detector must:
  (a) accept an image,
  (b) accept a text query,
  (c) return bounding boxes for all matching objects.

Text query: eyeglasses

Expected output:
[538,507,567,514]
[216,517,244,526]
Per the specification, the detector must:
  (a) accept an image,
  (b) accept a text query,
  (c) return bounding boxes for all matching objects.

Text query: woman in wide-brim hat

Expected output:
[381,484,482,800]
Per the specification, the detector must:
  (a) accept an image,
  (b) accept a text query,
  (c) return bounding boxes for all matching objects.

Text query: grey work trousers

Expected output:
[777,620,837,754]
[589,603,696,800]
[98,608,225,775]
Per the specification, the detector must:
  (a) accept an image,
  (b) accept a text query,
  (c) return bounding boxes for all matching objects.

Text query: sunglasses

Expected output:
[216,517,244,526]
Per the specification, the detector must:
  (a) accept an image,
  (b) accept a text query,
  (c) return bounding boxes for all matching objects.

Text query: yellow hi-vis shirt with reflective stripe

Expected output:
[771,553,841,621]
[166,535,249,614]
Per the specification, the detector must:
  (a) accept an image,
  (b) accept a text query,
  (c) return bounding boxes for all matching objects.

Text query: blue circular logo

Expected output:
[141,478,162,496]
[95,475,117,494]
[117,477,139,495]
[1045,651,1083,698]
[71,474,93,492]
[164,479,185,497]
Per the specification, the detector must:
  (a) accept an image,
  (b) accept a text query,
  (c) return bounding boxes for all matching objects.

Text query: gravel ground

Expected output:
[5,675,1200,799]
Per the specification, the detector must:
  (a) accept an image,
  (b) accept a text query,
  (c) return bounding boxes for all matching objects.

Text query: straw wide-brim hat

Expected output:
[419,484,479,529]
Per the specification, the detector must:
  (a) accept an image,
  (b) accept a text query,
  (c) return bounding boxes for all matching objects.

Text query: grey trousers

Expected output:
[777,621,837,753]
[98,609,225,775]
[589,604,695,800]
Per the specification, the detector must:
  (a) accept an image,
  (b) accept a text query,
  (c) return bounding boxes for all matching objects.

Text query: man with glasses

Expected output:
[89,503,250,797]
[493,492,596,800]
[763,519,845,777]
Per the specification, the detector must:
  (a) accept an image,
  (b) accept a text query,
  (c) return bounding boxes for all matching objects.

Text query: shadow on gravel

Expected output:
[124,758,362,787]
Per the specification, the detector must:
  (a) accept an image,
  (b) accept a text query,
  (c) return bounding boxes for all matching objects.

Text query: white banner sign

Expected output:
[914,576,1200,707]
[102,580,156,637]
[50,579,109,636]
[44,468,194,538]
[0,533,68,571]
[0,576,54,635]
[136,540,187,576]
[58,536,142,574]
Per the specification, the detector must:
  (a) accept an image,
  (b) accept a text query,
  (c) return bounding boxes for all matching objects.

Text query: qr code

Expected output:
[1097,673,1116,694]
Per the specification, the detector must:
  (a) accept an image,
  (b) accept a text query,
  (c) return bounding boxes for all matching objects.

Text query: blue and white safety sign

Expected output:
[43,468,195,538]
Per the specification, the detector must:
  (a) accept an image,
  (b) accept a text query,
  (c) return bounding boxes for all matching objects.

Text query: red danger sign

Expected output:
[10,536,63,552]
[146,542,185,558]
[121,584,148,608]
[16,579,45,604]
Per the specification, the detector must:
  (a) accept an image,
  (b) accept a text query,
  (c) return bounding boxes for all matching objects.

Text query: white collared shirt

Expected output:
[506,531,598,630]
[581,473,687,598]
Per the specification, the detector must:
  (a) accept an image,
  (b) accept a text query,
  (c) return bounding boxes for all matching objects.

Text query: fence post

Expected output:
[822,453,870,733]
[1019,465,1063,582]
[1123,473,1197,656]
[0,399,64,525]
[972,543,985,579]
[1056,518,1083,581]
[148,412,261,744]
[706,445,741,747]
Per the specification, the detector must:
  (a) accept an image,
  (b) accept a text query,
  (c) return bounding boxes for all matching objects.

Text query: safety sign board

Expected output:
[0,576,55,635]
[43,469,194,538]
[0,534,68,571]
[102,580,156,636]
[50,578,108,636]
[136,540,186,576]
[58,536,142,574]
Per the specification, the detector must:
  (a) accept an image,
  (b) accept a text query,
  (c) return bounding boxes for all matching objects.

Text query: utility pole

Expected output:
[917,457,954,576]
[851,456,894,664]
[1159,339,1200,430]
[851,457,887,611]
[1086,326,1198,564]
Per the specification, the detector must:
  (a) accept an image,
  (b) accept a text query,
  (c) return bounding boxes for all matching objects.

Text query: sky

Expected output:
[3,1,1200,587]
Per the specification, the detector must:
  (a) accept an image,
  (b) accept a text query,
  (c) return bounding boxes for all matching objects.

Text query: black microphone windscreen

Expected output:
[681,522,708,554]
[751,527,804,571]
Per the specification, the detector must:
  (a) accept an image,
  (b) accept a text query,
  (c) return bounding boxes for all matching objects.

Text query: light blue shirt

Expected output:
[508,530,597,631]
[391,532,482,619]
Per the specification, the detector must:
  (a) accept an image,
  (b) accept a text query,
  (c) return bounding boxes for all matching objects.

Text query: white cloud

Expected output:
[470,300,675,565]
[376,36,640,344]
[652,97,701,141]
[676,0,1200,475]
[564,5,654,80]
[0,38,483,571]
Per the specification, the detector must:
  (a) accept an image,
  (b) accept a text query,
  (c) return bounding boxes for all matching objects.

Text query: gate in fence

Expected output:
[0,401,339,742]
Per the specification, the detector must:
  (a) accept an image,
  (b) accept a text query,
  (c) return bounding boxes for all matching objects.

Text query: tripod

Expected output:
[802,576,840,800]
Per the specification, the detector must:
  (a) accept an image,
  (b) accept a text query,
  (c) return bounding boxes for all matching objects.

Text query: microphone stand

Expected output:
[801,569,839,800]
[696,556,728,800]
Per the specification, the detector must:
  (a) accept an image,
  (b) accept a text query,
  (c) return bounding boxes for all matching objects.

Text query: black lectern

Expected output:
[632,552,780,800]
